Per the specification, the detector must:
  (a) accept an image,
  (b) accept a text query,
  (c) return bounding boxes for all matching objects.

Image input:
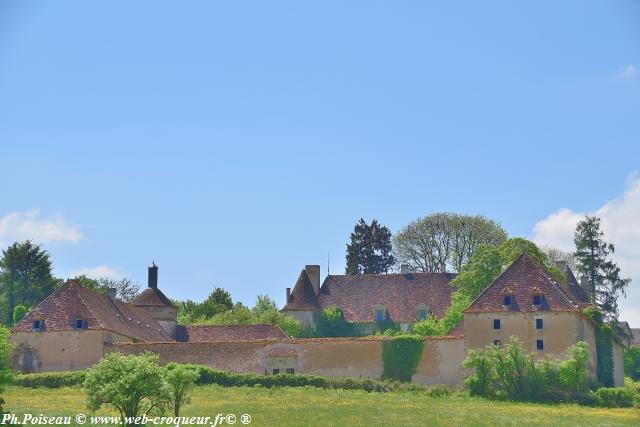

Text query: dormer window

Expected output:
[75,319,87,330]
[533,294,542,306]
[416,305,429,321]
[374,305,386,322]
[503,296,512,306]
[32,320,44,332]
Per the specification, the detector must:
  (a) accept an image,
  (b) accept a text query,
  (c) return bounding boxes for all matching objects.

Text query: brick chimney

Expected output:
[286,287,291,302]
[148,262,158,289]
[555,260,568,272]
[107,287,117,301]
[400,264,412,275]
[305,265,320,296]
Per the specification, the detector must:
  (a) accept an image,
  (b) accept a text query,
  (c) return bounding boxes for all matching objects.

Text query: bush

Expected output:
[381,335,424,382]
[14,371,86,388]
[592,387,636,408]
[624,347,640,381]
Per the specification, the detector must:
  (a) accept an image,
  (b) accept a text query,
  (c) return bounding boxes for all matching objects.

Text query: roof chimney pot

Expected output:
[148,262,158,289]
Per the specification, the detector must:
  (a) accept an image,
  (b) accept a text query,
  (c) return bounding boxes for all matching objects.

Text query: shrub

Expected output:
[624,347,640,381]
[381,335,424,382]
[558,341,589,393]
[592,387,636,408]
[462,347,494,397]
[164,363,199,417]
[426,384,455,397]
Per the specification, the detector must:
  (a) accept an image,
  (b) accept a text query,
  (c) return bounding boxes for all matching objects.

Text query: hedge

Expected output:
[14,365,428,393]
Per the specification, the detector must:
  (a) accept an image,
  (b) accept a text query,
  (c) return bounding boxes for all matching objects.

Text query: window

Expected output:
[416,308,429,321]
[32,320,43,332]
[536,318,543,329]
[285,368,295,374]
[536,340,544,350]
[533,295,542,305]
[272,369,280,375]
[375,307,386,322]
[75,319,86,330]
[503,296,512,306]
[493,319,501,330]
[493,340,502,346]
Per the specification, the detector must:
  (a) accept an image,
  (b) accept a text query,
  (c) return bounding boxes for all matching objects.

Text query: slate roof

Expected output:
[283,269,322,310]
[285,270,456,323]
[562,266,591,305]
[465,253,584,313]
[12,281,172,342]
[175,324,289,342]
[132,287,176,307]
[631,329,640,347]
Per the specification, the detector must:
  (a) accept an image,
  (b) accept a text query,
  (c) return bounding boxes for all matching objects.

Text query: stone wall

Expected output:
[108,336,465,385]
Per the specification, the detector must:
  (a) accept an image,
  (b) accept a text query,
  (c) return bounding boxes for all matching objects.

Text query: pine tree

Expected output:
[345,218,394,275]
[573,216,630,321]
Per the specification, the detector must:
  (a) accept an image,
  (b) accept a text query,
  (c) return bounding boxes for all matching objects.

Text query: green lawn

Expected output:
[4,385,640,427]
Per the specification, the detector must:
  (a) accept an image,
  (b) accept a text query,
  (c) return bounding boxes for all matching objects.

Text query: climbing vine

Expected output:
[582,306,614,386]
[381,335,424,382]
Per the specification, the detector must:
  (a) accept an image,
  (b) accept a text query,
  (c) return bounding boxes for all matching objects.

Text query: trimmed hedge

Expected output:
[14,365,428,393]
[14,371,86,388]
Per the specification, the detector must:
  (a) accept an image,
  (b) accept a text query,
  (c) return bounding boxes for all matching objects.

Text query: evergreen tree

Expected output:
[345,218,394,275]
[0,241,59,325]
[573,216,630,321]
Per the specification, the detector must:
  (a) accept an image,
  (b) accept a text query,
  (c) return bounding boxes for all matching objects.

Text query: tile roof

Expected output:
[132,287,176,307]
[464,253,583,313]
[631,328,640,347]
[283,269,321,310]
[11,281,173,342]
[285,271,456,323]
[175,324,289,342]
[267,347,298,357]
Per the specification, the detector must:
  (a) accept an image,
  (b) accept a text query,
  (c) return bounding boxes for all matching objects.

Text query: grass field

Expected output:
[5,385,640,427]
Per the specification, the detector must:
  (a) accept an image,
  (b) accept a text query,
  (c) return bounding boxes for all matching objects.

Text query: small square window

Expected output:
[75,319,85,329]
[493,319,501,330]
[536,340,544,350]
[493,340,501,346]
[33,320,43,331]
[375,309,385,322]
[272,369,280,375]
[536,318,543,329]
[285,368,294,374]
[417,309,428,321]
[533,295,542,305]
[503,296,512,306]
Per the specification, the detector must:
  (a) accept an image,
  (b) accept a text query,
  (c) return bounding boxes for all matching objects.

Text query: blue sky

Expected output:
[1,1,639,322]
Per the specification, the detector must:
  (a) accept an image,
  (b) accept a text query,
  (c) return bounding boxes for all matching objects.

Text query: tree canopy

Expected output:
[573,216,630,321]
[345,218,394,275]
[0,241,59,325]
[393,213,507,273]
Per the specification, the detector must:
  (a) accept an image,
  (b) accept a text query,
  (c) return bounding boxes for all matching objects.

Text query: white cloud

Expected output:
[532,174,640,325]
[69,265,124,280]
[613,64,638,80]
[0,209,83,246]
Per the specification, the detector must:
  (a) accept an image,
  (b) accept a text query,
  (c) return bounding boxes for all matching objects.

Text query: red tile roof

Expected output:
[283,269,321,310]
[285,271,456,323]
[267,347,298,357]
[464,253,583,313]
[12,281,173,342]
[132,287,176,307]
[175,324,289,342]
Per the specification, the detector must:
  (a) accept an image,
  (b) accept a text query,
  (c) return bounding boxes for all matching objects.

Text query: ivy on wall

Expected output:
[582,306,614,386]
[381,335,424,382]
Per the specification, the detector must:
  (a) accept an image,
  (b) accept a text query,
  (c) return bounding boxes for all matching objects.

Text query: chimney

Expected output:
[440,261,447,273]
[555,260,567,272]
[148,262,158,289]
[107,287,117,301]
[286,287,291,302]
[400,264,412,275]
[305,265,320,296]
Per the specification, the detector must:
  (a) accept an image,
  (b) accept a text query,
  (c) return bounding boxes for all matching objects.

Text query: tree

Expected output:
[0,241,58,325]
[624,347,640,381]
[176,287,234,323]
[71,275,140,302]
[573,216,630,321]
[84,352,167,427]
[164,363,199,417]
[541,246,577,271]
[345,218,394,275]
[0,326,13,413]
[558,341,589,393]
[393,213,507,273]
